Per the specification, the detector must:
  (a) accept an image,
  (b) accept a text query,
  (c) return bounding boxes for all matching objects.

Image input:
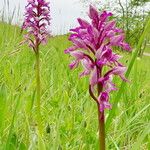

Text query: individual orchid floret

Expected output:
[65,5,132,113]
[22,0,51,52]
[98,92,112,112]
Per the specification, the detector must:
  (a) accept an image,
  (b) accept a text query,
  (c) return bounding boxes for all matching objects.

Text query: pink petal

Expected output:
[64,46,77,54]
[105,21,116,30]
[79,69,90,77]
[100,11,113,22]
[107,30,115,37]
[112,66,127,75]
[71,38,87,49]
[70,51,84,59]
[121,42,132,51]
[69,60,79,70]
[110,34,124,45]
[89,5,99,20]
[112,66,128,81]
[95,45,105,59]
[77,18,90,28]
[81,58,93,71]
[90,66,98,86]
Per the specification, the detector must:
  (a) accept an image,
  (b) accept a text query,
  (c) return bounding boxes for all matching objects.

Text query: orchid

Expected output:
[22,0,51,135]
[65,5,131,150]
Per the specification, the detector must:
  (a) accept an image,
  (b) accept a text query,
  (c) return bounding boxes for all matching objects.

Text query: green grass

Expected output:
[0,22,150,150]
[145,45,150,53]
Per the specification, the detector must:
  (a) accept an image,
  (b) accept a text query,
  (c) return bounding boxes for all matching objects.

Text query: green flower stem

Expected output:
[35,48,42,135]
[98,83,105,150]
[97,105,105,150]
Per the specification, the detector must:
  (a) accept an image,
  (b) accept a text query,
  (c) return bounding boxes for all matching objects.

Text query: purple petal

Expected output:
[70,51,84,59]
[64,46,77,54]
[110,34,124,45]
[90,66,98,86]
[121,42,132,51]
[71,38,87,49]
[111,66,128,81]
[104,21,116,30]
[69,60,79,70]
[95,45,105,59]
[106,30,115,37]
[79,69,90,77]
[112,66,126,75]
[89,5,99,20]
[100,11,113,22]
[81,58,94,71]
[78,18,90,28]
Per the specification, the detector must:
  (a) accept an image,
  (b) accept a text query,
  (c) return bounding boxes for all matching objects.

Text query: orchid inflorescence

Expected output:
[65,5,131,112]
[23,0,51,52]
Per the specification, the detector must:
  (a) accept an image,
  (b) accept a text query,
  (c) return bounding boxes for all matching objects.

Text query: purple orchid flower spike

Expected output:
[65,5,132,150]
[22,0,51,52]
[22,0,51,136]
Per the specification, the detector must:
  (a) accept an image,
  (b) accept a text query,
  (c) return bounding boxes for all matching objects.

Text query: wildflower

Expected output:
[65,5,131,112]
[65,5,132,149]
[22,0,51,136]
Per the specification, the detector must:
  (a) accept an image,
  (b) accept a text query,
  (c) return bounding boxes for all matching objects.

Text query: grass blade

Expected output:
[106,18,150,130]
[5,96,20,150]
[132,123,150,150]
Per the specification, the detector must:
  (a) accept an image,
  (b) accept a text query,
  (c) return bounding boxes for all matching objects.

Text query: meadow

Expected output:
[0,20,149,150]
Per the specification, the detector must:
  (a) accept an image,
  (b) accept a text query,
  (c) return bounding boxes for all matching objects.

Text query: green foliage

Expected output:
[0,22,150,149]
[106,18,150,130]
[131,0,150,6]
